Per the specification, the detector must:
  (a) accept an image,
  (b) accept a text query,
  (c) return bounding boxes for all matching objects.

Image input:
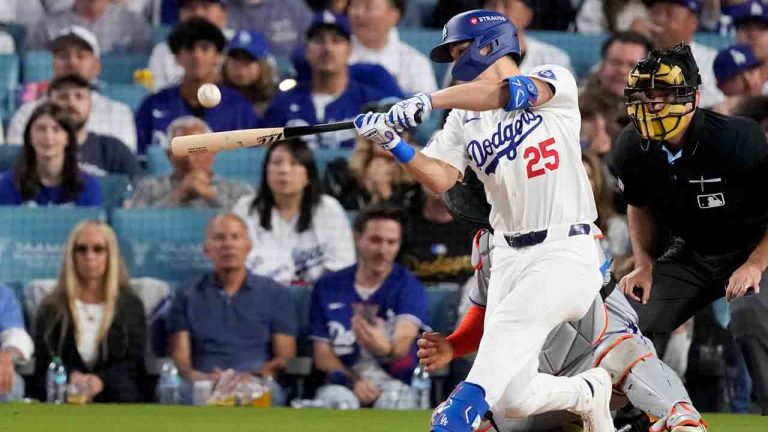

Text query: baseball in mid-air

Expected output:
[197,83,221,108]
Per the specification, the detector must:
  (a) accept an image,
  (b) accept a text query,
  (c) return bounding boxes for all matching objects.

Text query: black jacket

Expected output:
[31,289,147,403]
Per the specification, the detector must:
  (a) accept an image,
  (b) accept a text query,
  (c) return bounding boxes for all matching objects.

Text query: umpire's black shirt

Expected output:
[614,109,768,255]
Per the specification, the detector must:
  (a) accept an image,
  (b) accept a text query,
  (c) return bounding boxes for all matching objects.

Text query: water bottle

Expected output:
[47,359,67,404]
[157,362,180,404]
[46,357,61,403]
[411,364,431,409]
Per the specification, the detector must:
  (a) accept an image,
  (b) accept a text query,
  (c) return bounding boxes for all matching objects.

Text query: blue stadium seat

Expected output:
[398,28,445,86]
[0,54,20,123]
[101,83,149,111]
[314,148,351,177]
[2,23,26,53]
[527,31,607,78]
[96,174,132,212]
[146,145,265,188]
[146,145,171,175]
[694,32,734,50]
[288,284,313,355]
[426,283,461,334]
[100,53,149,84]
[152,25,173,45]
[0,145,21,171]
[111,208,217,282]
[0,206,105,283]
[23,50,53,83]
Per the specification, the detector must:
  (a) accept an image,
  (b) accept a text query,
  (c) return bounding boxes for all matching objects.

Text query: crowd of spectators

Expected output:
[0,0,767,414]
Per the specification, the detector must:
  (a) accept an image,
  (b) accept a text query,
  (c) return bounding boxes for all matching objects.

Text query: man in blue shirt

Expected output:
[263,12,400,149]
[310,203,429,409]
[168,213,297,405]
[0,284,34,401]
[135,18,259,156]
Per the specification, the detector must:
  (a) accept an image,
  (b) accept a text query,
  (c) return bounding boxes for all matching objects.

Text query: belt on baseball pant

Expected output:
[503,223,591,249]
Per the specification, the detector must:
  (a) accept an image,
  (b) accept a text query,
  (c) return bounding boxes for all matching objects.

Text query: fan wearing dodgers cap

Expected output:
[262,12,402,149]
[354,9,615,432]
[221,29,276,116]
[727,0,768,94]
[5,25,137,151]
[714,43,766,97]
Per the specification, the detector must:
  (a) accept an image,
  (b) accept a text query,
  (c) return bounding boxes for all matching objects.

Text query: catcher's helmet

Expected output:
[624,43,700,142]
[430,9,520,82]
[442,169,491,226]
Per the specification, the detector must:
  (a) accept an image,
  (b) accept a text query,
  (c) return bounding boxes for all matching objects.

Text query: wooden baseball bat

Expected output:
[170,121,356,156]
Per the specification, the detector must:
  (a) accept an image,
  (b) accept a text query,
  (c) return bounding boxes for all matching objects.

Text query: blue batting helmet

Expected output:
[430,9,520,82]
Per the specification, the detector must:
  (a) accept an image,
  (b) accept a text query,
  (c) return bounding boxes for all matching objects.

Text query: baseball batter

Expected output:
[353,9,613,432]
[418,222,707,431]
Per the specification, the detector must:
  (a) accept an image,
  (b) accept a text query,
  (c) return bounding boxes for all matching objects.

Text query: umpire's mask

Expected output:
[624,43,700,142]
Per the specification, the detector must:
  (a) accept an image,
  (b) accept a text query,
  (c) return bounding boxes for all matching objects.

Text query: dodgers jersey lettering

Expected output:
[422,65,597,234]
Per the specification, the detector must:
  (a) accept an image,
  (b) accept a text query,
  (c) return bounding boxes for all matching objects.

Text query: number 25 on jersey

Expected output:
[524,137,560,179]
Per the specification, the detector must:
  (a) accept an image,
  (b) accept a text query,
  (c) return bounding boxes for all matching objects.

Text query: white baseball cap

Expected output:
[52,26,101,58]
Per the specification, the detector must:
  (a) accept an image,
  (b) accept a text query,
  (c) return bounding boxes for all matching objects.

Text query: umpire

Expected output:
[614,43,768,415]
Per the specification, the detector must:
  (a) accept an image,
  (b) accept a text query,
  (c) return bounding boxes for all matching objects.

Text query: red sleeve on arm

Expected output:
[446,304,485,358]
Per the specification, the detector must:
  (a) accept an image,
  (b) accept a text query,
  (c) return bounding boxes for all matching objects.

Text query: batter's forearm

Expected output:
[403,152,461,194]
[746,230,768,272]
[447,304,485,358]
[430,81,509,111]
[627,205,656,268]
[430,78,552,111]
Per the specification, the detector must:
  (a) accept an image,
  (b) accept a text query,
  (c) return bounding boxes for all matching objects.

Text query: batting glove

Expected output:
[354,113,416,163]
[385,92,432,131]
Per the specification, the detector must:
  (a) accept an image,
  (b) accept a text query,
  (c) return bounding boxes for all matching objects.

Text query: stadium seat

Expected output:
[152,25,172,45]
[0,54,19,123]
[146,145,265,187]
[111,208,217,282]
[23,50,53,83]
[527,31,607,78]
[101,83,149,112]
[24,277,170,335]
[0,206,105,283]
[288,284,313,356]
[0,145,20,171]
[96,174,132,211]
[100,53,150,84]
[425,283,461,335]
[2,23,26,53]
[398,28,446,86]
[694,32,734,50]
[314,148,351,177]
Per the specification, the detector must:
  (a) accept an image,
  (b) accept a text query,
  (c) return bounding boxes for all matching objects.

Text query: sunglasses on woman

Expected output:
[74,244,108,255]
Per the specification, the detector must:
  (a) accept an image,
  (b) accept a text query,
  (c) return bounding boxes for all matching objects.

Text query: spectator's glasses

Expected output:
[74,244,108,255]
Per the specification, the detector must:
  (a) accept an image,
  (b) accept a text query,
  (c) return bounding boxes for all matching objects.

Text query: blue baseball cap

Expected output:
[644,0,703,14]
[714,44,762,84]
[722,0,768,25]
[307,11,351,40]
[227,30,269,60]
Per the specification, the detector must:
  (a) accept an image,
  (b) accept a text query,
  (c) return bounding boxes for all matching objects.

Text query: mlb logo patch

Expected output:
[470,17,479,25]
[697,193,725,209]
[537,69,556,80]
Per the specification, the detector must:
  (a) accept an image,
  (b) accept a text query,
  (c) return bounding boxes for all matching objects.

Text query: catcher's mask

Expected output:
[624,43,700,142]
[442,169,491,226]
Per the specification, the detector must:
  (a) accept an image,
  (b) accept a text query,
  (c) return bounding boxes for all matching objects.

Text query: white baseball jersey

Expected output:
[422,65,597,234]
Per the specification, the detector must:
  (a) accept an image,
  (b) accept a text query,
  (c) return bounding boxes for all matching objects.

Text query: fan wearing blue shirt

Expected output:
[263,12,401,149]
[168,213,297,405]
[0,102,101,207]
[310,203,430,409]
[135,18,259,156]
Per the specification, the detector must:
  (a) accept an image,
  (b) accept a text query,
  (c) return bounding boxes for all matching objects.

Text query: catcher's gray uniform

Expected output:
[468,229,703,431]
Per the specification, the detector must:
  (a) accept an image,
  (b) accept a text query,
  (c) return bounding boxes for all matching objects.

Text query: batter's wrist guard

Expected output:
[390,139,416,163]
[431,381,489,432]
[504,76,538,111]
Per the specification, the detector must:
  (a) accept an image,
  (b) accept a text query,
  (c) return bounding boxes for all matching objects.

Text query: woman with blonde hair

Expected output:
[31,220,146,403]
[324,99,417,210]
